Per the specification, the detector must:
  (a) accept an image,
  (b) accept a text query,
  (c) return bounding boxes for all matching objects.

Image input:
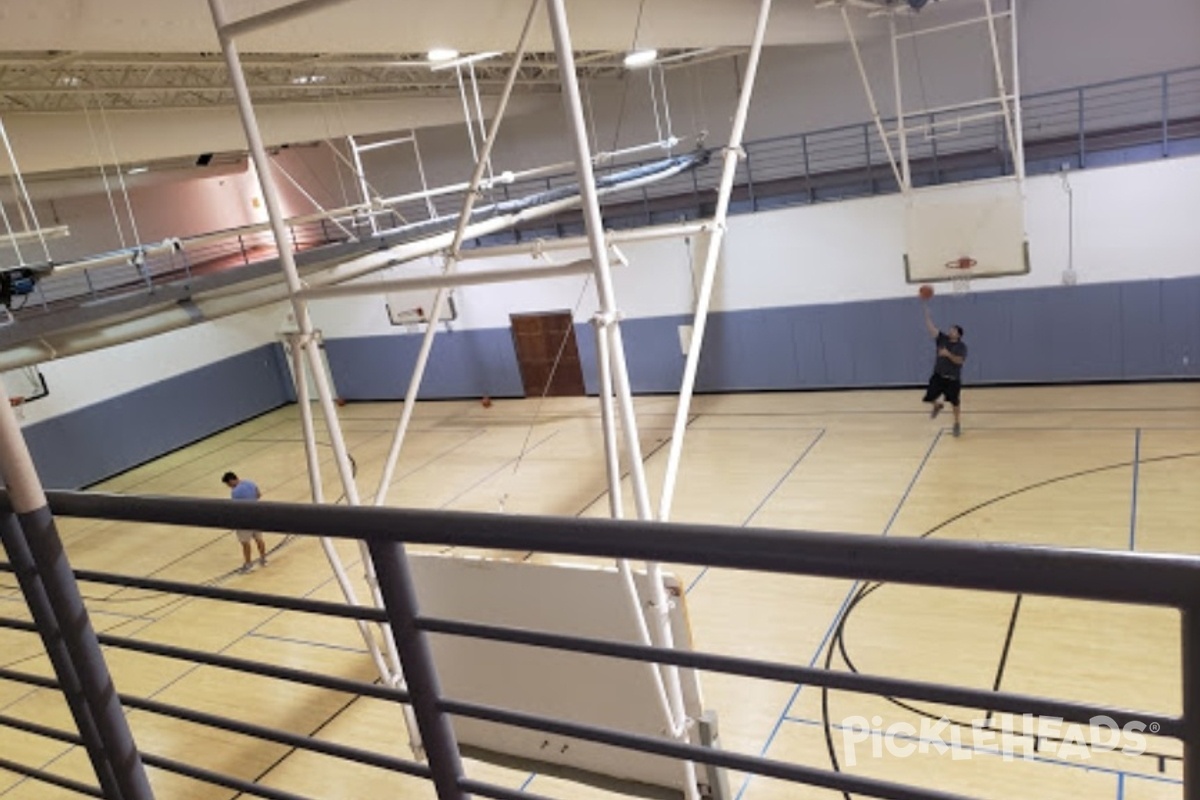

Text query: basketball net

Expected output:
[945,257,976,296]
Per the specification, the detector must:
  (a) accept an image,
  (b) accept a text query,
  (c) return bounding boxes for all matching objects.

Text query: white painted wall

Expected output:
[15,303,288,426]
[311,153,1200,340]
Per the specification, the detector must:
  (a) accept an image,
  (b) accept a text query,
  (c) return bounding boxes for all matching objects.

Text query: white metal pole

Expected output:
[840,5,905,190]
[220,0,359,38]
[544,3,697,796]
[347,135,379,235]
[658,0,773,523]
[206,0,361,502]
[981,0,1020,181]
[889,13,912,192]
[543,0,655,520]
[288,334,406,693]
[1009,0,1026,183]
[373,0,538,509]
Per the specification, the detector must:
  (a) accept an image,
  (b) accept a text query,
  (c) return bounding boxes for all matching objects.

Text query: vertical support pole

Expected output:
[1183,606,1200,800]
[368,538,467,800]
[889,13,912,192]
[347,135,378,236]
[0,513,123,800]
[981,0,1020,182]
[1008,0,1026,181]
[543,0,654,521]
[0,383,154,800]
[207,0,360,513]
[544,2,699,797]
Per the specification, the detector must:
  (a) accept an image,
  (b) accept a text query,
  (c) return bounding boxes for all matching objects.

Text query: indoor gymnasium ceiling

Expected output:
[0,0,905,176]
[0,0,890,114]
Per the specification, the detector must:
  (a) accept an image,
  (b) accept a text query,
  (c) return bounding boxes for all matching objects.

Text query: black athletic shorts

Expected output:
[923,373,962,406]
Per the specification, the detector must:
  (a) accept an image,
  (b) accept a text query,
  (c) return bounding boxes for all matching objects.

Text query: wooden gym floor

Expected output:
[1,381,1198,799]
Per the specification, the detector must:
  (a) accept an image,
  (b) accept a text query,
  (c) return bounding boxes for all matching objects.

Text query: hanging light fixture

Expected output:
[427,47,460,63]
[623,48,658,68]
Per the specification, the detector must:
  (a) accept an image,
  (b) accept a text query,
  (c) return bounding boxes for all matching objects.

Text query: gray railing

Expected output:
[13,64,1200,315]
[1,489,1197,800]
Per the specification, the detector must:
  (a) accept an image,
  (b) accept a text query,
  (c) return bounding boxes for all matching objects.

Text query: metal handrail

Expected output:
[1,488,1197,799]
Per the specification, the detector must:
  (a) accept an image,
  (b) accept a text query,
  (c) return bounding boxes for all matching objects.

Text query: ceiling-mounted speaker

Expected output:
[195,153,214,166]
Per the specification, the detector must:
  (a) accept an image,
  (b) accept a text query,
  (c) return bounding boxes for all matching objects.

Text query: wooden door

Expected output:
[510,311,586,397]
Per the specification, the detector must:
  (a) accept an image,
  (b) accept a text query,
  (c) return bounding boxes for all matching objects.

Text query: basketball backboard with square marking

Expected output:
[902,177,1031,284]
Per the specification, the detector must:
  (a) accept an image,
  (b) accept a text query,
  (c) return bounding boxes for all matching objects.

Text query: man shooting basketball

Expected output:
[921,301,967,437]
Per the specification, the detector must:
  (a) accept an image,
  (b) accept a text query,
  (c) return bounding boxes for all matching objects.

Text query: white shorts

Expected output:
[235,529,261,544]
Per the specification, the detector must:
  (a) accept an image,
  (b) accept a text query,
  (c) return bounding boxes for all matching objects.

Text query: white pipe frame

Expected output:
[297,257,605,301]
[647,0,776,789]
[372,0,540,511]
[839,5,906,191]
[543,0,701,797]
[346,134,379,235]
[980,0,1022,184]
[206,0,420,747]
[889,13,912,192]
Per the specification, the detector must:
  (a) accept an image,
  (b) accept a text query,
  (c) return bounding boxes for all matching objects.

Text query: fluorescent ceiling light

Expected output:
[624,49,658,68]
[127,166,149,175]
[291,74,326,85]
[427,48,459,63]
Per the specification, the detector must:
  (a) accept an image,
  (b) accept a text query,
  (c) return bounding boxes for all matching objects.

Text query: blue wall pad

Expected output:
[24,344,291,489]
[324,328,526,400]
[325,274,1200,401]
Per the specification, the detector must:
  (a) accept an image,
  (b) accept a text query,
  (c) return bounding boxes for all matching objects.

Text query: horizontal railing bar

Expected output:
[68,567,390,624]
[30,491,1200,608]
[119,692,432,781]
[90,629,411,705]
[0,664,59,690]
[0,711,85,747]
[440,698,973,800]
[0,755,104,798]
[0,662,432,785]
[140,751,319,800]
[418,617,1183,739]
[458,777,559,800]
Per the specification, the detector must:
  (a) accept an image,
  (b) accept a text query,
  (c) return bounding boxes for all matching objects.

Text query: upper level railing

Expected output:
[0,489,1198,800]
[11,64,1200,318]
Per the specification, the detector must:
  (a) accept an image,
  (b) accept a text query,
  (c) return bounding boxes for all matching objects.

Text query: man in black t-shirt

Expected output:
[921,302,967,437]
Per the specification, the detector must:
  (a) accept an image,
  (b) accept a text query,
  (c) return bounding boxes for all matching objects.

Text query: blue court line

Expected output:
[1129,429,1141,552]
[1117,771,1126,800]
[248,631,369,655]
[518,772,538,791]
[686,428,827,596]
[733,430,945,800]
[780,715,1180,787]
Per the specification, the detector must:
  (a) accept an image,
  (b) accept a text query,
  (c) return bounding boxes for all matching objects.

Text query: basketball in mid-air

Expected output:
[918,284,934,300]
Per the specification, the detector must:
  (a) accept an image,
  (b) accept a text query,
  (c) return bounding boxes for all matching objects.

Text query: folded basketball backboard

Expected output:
[903,177,1030,285]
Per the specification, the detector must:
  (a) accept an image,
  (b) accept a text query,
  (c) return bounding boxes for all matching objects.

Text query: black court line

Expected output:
[984,595,1024,728]
[819,448,1200,793]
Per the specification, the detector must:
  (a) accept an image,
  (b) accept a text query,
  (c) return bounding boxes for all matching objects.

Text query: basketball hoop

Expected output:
[944,256,976,295]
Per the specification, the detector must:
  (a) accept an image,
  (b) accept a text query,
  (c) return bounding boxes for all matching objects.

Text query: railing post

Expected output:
[0,513,125,799]
[0,383,155,800]
[366,538,467,799]
[800,134,814,202]
[1183,606,1200,800]
[1077,87,1086,168]
[1161,73,1170,158]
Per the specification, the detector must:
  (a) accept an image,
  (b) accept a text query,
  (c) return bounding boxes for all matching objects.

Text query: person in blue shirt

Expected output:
[921,303,968,437]
[222,471,267,572]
